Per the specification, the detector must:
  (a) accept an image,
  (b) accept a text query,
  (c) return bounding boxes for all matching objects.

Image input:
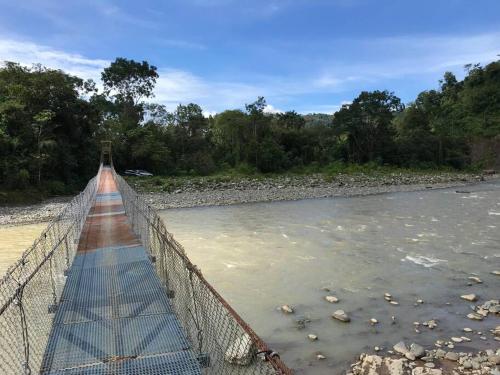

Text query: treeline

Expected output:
[1,58,499,195]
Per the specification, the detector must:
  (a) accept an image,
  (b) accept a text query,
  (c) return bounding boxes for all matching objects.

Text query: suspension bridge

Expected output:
[0,144,291,374]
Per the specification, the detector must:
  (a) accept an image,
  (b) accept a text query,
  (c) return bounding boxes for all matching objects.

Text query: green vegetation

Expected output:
[1,58,499,202]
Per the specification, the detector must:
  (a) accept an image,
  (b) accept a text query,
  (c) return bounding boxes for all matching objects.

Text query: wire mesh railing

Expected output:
[0,168,101,374]
[112,169,292,375]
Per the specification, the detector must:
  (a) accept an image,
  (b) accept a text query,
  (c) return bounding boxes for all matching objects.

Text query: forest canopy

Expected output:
[1,58,499,196]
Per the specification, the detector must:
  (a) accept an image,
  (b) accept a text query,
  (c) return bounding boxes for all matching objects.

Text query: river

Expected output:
[0,181,499,374]
[159,180,500,373]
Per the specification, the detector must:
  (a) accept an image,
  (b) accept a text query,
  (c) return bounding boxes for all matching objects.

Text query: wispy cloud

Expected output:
[0,37,108,81]
[0,32,499,114]
[314,32,500,84]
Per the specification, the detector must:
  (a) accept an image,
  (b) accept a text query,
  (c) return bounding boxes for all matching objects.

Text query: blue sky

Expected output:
[0,0,499,114]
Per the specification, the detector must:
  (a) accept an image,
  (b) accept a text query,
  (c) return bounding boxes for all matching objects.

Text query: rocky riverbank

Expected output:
[0,172,497,226]
[140,172,496,210]
[0,196,71,226]
[350,345,499,375]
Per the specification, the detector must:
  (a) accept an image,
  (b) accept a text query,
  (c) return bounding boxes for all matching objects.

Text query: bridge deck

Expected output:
[41,168,202,374]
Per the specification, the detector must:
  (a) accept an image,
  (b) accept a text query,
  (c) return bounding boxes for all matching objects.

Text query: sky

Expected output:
[0,0,499,114]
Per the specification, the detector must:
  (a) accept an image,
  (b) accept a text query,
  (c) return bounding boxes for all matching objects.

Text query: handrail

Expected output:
[112,168,292,374]
[0,166,102,374]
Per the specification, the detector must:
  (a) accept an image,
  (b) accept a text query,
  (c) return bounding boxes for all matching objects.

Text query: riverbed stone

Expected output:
[281,304,294,314]
[393,341,409,356]
[308,334,318,341]
[332,310,350,322]
[383,358,406,375]
[489,355,500,365]
[325,295,339,303]
[460,294,477,302]
[358,355,382,375]
[224,333,254,365]
[467,312,483,320]
[451,337,462,343]
[412,367,442,375]
[468,276,482,283]
[435,349,446,359]
[409,343,425,359]
[444,352,459,361]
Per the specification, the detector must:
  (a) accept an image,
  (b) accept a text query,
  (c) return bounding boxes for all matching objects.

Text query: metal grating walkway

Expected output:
[41,168,202,374]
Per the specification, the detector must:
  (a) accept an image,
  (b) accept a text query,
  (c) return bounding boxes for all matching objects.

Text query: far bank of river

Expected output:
[1,171,497,226]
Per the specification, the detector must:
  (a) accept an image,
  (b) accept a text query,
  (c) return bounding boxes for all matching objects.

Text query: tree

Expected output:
[333,90,403,163]
[245,96,268,167]
[101,58,158,105]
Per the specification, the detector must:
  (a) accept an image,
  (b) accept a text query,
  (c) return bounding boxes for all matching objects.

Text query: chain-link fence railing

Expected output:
[0,168,101,375]
[113,170,292,375]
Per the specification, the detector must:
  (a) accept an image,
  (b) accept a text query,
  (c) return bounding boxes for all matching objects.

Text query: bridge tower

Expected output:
[100,141,113,166]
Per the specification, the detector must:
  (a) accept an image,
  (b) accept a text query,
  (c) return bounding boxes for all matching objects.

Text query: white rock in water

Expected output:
[224,333,254,365]
[390,301,399,305]
[463,327,473,332]
[316,354,326,360]
[325,295,339,303]
[384,293,392,298]
[370,318,378,325]
[491,270,500,276]
[460,294,477,302]
[468,276,482,283]
[467,312,483,321]
[281,305,294,314]
[332,310,351,322]
[416,299,424,304]
[308,334,318,341]
[451,337,462,343]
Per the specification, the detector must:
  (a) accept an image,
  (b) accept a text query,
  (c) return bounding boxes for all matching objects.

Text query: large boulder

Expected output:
[224,333,254,366]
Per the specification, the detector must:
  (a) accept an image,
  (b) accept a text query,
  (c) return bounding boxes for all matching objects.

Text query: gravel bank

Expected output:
[141,172,497,210]
[1,172,497,226]
[0,196,71,226]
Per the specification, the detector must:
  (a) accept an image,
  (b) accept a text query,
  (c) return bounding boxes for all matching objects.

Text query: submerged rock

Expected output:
[325,295,339,303]
[460,294,477,302]
[332,310,351,322]
[308,334,318,341]
[468,276,482,283]
[280,304,294,314]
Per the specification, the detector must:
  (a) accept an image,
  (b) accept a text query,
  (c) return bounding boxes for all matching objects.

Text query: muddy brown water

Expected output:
[0,223,47,275]
[159,180,500,374]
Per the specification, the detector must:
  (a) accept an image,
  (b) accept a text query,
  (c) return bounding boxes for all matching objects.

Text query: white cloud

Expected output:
[263,104,283,114]
[0,37,108,82]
